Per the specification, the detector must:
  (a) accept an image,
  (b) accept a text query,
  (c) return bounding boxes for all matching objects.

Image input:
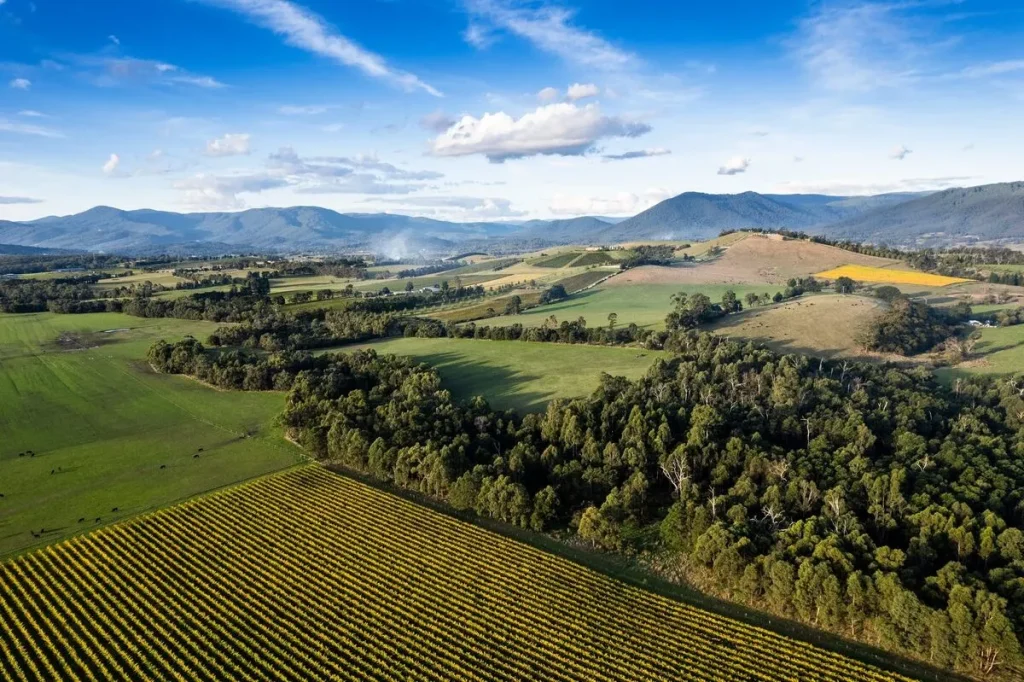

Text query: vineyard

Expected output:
[0,466,917,682]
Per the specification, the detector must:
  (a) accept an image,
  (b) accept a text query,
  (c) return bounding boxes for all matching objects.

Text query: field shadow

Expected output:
[405,350,553,413]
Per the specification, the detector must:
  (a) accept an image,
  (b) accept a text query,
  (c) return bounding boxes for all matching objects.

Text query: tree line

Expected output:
[148,331,1024,679]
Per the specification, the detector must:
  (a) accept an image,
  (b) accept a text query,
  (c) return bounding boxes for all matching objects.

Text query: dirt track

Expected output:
[608,235,899,286]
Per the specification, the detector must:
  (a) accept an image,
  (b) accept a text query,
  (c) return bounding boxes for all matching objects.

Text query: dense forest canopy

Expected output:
[150,331,1024,680]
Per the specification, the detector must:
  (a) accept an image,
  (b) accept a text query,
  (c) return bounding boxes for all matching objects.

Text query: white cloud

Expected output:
[17,110,46,117]
[375,196,526,220]
[278,104,331,115]
[951,60,1024,80]
[203,0,441,96]
[75,56,225,88]
[420,110,456,133]
[464,0,635,70]
[0,119,63,138]
[602,148,670,161]
[0,196,43,205]
[322,123,345,133]
[537,86,560,103]
[566,82,599,101]
[549,188,670,216]
[108,35,120,46]
[717,156,749,175]
[791,1,927,92]
[175,172,289,210]
[463,23,495,49]
[774,177,973,196]
[102,154,121,175]
[9,78,31,90]
[889,144,912,160]
[430,102,650,163]
[206,133,252,157]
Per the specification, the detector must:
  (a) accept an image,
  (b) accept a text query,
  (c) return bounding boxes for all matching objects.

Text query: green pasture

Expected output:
[484,283,785,330]
[341,337,663,413]
[0,312,300,558]
[938,324,1024,382]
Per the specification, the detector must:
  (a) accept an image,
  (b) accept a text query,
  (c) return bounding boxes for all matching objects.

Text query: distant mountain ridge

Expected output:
[0,182,1020,254]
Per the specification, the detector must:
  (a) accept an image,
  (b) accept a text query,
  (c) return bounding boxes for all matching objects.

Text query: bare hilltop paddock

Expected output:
[608,234,901,286]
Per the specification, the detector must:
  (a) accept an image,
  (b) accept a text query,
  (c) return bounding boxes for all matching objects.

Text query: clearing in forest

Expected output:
[815,265,972,287]
[708,294,887,359]
[0,465,917,682]
[339,336,662,413]
[611,235,900,286]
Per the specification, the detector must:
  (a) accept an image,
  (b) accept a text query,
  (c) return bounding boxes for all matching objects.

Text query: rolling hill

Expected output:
[0,206,520,256]
[592,191,929,243]
[820,182,1024,246]
[0,182,1020,254]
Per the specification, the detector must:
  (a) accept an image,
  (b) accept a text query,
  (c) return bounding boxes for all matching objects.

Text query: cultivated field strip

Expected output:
[0,466,915,681]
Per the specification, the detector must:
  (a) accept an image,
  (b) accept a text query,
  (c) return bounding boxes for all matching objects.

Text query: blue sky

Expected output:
[2,0,1024,221]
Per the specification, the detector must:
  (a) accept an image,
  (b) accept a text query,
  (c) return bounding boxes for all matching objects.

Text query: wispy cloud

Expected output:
[0,119,63,138]
[203,0,441,96]
[0,195,43,205]
[278,104,332,115]
[950,60,1024,79]
[9,78,31,89]
[774,176,973,196]
[602,148,670,161]
[791,1,936,92]
[72,55,225,88]
[549,188,670,216]
[463,0,636,70]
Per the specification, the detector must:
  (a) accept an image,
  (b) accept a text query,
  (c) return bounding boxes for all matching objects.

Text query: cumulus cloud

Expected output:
[717,156,749,175]
[549,188,670,216]
[566,82,599,101]
[420,110,456,133]
[889,144,912,160]
[602,147,670,161]
[430,102,651,163]
[175,172,289,209]
[464,0,635,70]
[102,153,121,175]
[0,196,43,205]
[537,86,560,103]
[206,133,252,157]
[203,0,440,96]
[9,78,31,90]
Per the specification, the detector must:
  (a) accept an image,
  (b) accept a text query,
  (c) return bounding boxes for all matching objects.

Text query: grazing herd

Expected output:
[4,446,210,542]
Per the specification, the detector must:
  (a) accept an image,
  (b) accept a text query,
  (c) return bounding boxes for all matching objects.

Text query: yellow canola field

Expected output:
[815,264,971,287]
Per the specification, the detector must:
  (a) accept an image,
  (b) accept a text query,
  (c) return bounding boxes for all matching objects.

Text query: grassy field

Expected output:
[0,465,918,682]
[93,270,187,291]
[816,264,972,287]
[938,324,1024,381]
[709,294,886,359]
[430,290,544,323]
[342,336,663,412]
[486,283,785,331]
[0,312,300,558]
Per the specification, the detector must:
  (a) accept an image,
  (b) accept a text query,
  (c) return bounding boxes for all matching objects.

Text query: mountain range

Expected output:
[0,182,1021,255]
